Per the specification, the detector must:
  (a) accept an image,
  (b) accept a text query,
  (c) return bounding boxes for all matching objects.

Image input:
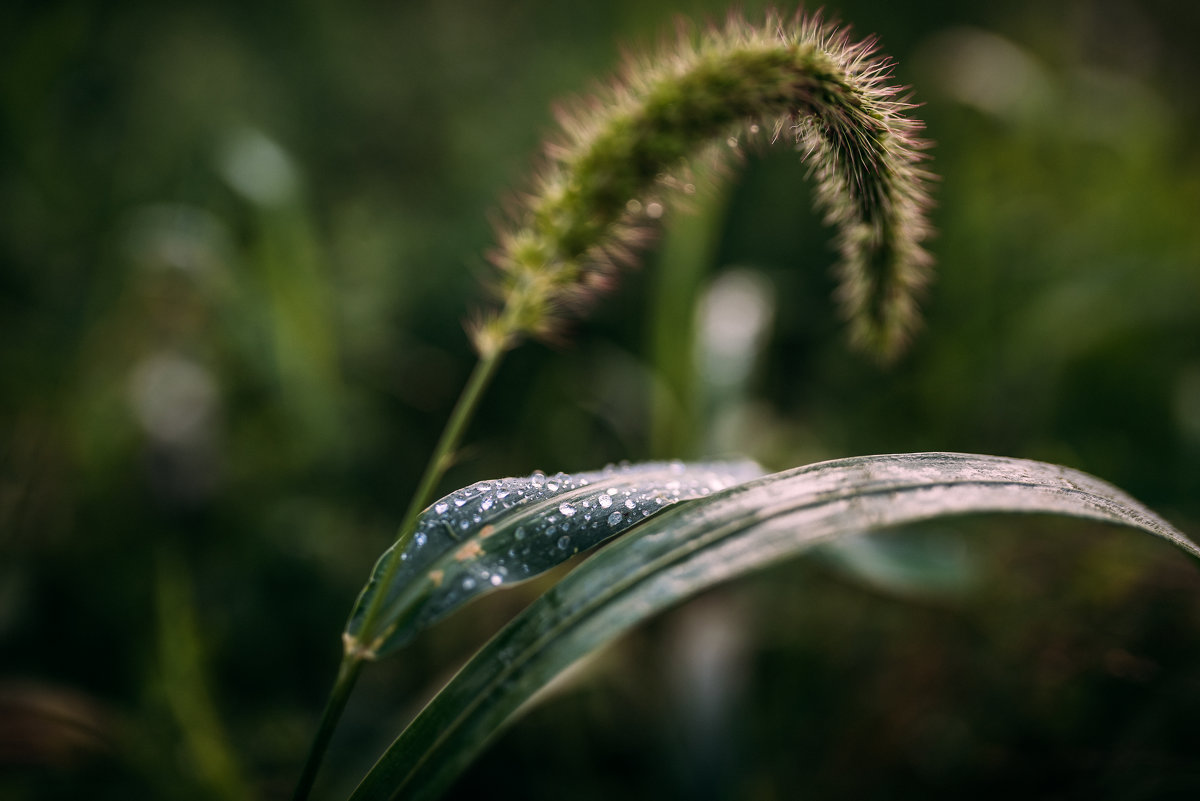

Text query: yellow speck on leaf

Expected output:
[456,541,484,560]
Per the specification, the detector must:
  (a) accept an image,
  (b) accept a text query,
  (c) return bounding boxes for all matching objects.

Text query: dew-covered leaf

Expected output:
[348,453,1200,801]
[343,459,762,658]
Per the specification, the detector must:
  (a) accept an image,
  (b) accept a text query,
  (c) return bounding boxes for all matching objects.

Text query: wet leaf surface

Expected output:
[344,460,763,657]
[350,453,1199,801]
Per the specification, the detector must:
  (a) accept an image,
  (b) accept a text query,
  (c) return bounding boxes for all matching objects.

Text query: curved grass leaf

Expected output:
[349,452,1199,801]
[344,459,762,658]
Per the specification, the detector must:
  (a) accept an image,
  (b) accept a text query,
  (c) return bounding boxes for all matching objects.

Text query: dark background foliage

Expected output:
[3,0,1199,798]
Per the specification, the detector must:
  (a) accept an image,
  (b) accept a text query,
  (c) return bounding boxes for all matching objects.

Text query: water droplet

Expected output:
[749,123,760,134]
[490,574,503,586]
[606,488,619,496]
[557,535,570,550]
[546,481,559,492]
[624,498,635,510]
[497,490,510,499]
[515,526,527,540]
[414,532,427,547]
[607,511,623,526]
[434,502,449,514]
[462,577,476,590]
[531,471,546,488]
[559,502,577,517]
[598,494,613,509]
[727,136,739,148]
[453,497,468,507]
[480,497,494,511]
[459,519,470,530]
[546,526,558,537]
[646,201,663,219]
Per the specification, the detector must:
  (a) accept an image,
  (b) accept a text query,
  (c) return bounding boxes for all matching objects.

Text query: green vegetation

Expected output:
[3,2,1200,800]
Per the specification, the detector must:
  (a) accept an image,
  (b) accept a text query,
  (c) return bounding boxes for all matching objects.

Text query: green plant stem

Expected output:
[294,347,505,800]
[353,347,505,655]
[396,348,506,546]
[293,655,364,801]
[649,171,727,459]
[155,547,254,801]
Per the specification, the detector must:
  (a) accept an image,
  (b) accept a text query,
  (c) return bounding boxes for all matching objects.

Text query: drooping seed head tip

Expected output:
[474,7,935,360]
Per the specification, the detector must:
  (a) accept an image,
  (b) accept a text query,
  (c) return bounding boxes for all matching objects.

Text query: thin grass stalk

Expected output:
[294,351,503,801]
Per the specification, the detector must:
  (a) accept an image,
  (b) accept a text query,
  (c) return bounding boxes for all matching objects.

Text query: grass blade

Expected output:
[349,452,1199,801]
[343,459,761,658]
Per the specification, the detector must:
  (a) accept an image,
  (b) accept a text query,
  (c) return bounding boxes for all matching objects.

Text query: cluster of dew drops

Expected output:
[397,460,759,617]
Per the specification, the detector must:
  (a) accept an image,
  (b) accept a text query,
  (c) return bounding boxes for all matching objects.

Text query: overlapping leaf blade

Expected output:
[349,452,1200,801]
[343,460,763,657]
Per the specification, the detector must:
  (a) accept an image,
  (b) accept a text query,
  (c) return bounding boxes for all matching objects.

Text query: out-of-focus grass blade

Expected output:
[343,460,762,658]
[816,528,977,597]
[349,452,1200,801]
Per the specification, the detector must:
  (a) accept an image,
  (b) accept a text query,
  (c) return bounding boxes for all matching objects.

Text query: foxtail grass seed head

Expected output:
[472,9,934,362]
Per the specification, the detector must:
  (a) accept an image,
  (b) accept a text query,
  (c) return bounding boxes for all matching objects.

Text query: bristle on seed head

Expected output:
[473,9,934,362]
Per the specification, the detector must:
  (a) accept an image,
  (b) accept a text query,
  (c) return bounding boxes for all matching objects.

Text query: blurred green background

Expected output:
[3,0,1200,798]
